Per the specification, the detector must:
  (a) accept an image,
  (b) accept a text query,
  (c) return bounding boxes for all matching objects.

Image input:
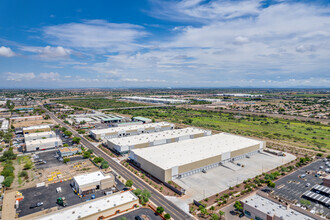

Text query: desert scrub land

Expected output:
[114,108,330,152]
[55,98,147,109]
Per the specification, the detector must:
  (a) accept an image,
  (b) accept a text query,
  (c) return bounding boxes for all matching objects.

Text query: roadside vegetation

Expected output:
[55,98,146,109]
[114,108,329,152]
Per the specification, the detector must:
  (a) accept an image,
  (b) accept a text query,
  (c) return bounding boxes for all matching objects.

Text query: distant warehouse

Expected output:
[25,137,62,152]
[24,131,56,141]
[121,96,189,104]
[90,122,175,140]
[23,124,51,134]
[130,133,265,182]
[106,127,211,154]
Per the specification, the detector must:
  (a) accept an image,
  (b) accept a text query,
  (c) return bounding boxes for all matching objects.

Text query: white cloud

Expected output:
[21,46,71,59]
[234,36,249,44]
[0,46,16,57]
[6,72,36,81]
[39,72,60,81]
[43,20,147,53]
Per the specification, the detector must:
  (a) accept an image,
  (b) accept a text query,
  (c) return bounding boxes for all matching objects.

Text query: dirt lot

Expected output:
[13,119,55,128]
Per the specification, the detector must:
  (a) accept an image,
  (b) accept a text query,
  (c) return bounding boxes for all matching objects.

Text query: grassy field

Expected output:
[55,98,147,109]
[114,108,330,152]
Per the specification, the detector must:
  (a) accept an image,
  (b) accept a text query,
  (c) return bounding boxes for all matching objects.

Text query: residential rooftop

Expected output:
[131,133,263,170]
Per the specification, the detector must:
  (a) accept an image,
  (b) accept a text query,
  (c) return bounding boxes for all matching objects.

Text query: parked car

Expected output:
[30,202,43,209]
[306,183,311,187]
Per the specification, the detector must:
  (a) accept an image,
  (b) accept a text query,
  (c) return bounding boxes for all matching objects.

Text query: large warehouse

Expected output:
[90,122,175,140]
[130,133,265,182]
[23,124,51,134]
[24,131,56,141]
[25,137,62,152]
[121,96,189,104]
[106,127,211,154]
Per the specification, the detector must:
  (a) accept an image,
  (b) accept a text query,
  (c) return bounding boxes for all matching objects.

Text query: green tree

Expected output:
[64,130,72,137]
[234,201,243,211]
[133,188,142,196]
[63,158,71,163]
[125,179,133,187]
[101,160,109,169]
[3,176,14,187]
[83,151,91,158]
[300,199,311,206]
[72,137,81,144]
[211,214,220,220]
[23,161,33,170]
[164,213,171,220]
[219,210,225,219]
[93,157,104,163]
[156,206,164,214]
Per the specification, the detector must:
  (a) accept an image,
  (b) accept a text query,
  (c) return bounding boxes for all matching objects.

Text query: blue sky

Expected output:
[0,0,329,88]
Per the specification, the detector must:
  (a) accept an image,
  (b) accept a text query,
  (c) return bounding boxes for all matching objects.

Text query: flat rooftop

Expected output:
[23,124,50,131]
[244,194,314,220]
[73,171,111,186]
[90,122,173,135]
[131,133,263,170]
[37,191,138,220]
[108,127,208,146]
[25,137,61,145]
[24,131,55,138]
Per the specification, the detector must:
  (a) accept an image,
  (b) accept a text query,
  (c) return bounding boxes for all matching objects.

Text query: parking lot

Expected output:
[264,159,330,218]
[17,175,126,217]
[113,208,162,220]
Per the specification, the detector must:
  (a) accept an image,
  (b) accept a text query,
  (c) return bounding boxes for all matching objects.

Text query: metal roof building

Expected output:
[90,122,175,140]
[24,131,56,141]
[106,127,211,154]
[25,137,62,152]
[130,133,265,182]
[121,96,189,104]
[22,124,51,134]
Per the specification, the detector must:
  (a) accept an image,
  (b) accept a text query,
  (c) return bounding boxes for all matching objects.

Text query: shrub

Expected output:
[101,161,109,169]
[125,179,133,187]
[63,158,70,163]
[156,206,164,214]
[164,214,171,220]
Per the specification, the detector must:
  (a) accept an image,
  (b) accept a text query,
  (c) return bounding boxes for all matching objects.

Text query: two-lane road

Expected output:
[41,106,192,220]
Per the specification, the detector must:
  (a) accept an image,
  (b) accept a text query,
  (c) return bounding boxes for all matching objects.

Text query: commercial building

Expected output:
[23,125,51,134]
[90,122,175,140]
[22,191,138,220]
[242,192,319,220]
[113,121,143,127]
[24,131,56,142]
[121,96,189,104]
[216,93,263,97]
[130,133,265,182]
[132,116,152,123]
[71,171,115,195]
[58,147,81,157]
[68,113,125,125]
[0,119,9,132]
[106,127,211,154]
[25,137,62,152]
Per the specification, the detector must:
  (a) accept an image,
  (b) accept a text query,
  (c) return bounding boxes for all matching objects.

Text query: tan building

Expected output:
[90,122,175,140]
[19,191,139,220]
[23,125,51,134]
[130,133,265,182]
[71,171,115,195]
[106,127,211,154]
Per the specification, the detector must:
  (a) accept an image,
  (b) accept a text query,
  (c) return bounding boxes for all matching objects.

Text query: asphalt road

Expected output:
[41,105,192,220]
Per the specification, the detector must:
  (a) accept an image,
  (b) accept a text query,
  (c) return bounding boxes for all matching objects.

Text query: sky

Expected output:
[0,0,329,89]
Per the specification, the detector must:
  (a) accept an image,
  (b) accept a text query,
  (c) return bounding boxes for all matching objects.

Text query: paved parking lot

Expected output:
[17,177,126,217]
[113,208,162,220]
[264,159,330,218]
[34,150,63,169]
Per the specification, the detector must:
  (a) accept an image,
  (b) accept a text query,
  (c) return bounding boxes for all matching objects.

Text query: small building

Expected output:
[29,191,138,220]
[24,131,56,142]
[132,116,152,124]
[71,171,115,195]
[23,125,51,134]
[242,192,321,220]
[90,122,175,140]
[106,127,211,155]
[0,119,9,132]
[25,137,62,152]
[58,147,81,157]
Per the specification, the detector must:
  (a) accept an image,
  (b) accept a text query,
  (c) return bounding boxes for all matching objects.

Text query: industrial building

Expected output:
[130,133,265,182]
[132,116,152,123]
[68,113,126,125]
[25,137,62,152]
[58,147,81,157]
[33,191,138,220]
[112,121,143,127]
[90,122,175,140]
[23,125,51,134]
[24,131,56,141]
[121,96,189,104]
[71,171,115,195]
[106,127,211,154]
[242,192,319,220]
[0,119,9,132]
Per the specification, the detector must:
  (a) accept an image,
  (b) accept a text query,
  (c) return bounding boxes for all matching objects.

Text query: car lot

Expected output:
[113,208,162,220]
[264,159,330,218]
[18,176,126,217]
[34,150,63,169]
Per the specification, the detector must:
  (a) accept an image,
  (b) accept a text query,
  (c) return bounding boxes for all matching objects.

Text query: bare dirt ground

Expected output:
[13,119,55,128]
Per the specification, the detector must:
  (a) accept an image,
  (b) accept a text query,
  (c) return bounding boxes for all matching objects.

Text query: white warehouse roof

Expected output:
[91,122,173,135]
[25,137,61,145]
[108,127,209,146]
[24,131,55,138]
[73,171,111,187]
[37,191,138,220]
[23,124,50,131]
[131,133,263,170]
